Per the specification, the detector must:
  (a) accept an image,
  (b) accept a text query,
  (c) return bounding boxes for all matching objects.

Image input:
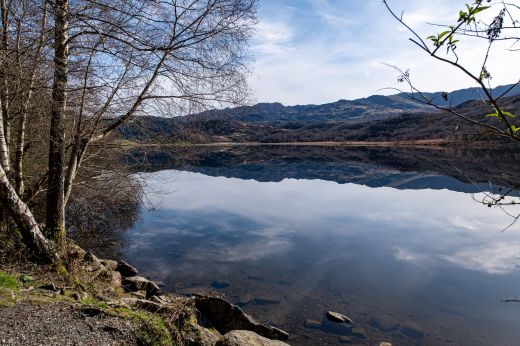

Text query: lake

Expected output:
[85,146,520,345]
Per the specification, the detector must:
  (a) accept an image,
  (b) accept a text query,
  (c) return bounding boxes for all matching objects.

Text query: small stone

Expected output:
[379,342,392,346]
[326,311,353,324]
[116,260,138,277]
[350,327,368,340]
[19,275,34,284]
[303,319,321,330]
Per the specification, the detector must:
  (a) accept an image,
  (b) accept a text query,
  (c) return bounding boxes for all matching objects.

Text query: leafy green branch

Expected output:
[383,0,520,143]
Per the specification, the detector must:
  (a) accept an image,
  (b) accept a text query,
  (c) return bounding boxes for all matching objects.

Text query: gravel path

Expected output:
[0,302,139,346]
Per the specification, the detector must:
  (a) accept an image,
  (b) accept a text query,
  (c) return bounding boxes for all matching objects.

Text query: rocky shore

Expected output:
[0,243,291,346]
[0,244,403,345]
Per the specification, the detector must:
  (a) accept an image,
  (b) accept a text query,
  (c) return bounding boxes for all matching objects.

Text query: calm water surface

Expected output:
[118,147,520,345]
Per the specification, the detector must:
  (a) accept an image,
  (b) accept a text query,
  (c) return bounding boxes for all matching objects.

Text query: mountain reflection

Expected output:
[127,145,520,193]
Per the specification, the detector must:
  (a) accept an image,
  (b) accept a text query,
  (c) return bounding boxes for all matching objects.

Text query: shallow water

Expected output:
[115,147,520,345]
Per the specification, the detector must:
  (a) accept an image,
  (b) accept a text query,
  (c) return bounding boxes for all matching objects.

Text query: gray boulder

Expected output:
[83,252,105,272]
[116,260,139,277]
[184,324,222,346]
[122,276,159,297]
[216,330,289,346]
[68,244,87,261]
[100,259,119,271]
[195,296,289,342]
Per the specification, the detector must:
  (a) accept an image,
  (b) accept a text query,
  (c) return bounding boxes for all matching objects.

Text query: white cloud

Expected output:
[250,0,520,105]
[449,216,484,231]
[443,242,520,275]
[394,247,431,264]
[253,20,294,55]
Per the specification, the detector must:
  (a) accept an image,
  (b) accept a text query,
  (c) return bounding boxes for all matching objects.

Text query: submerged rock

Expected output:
[303,319,322,330]
[195,296,289,341]
[350,327,368,340]
[338,336,352,344]
[326,311,353,324]
[400,321,424,339]
[321,317,353,336]
[369,315,400,332]
[216,330,289,346]
[211,281,230,289]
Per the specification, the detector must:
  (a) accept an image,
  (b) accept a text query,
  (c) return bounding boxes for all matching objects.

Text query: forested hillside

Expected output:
[119,88,520,144]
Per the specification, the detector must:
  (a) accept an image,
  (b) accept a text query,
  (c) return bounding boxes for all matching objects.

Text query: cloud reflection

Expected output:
[130,171,520,279]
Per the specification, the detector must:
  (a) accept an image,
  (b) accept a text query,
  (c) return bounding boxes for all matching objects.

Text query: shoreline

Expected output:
[111,138,516,150]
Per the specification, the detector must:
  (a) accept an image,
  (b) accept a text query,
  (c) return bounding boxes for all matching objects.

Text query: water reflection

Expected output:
[123,167,520,345]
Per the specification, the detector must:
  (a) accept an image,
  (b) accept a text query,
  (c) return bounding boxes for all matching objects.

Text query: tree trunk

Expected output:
[63,138,87,206]
[14,110,26,195]
[0,162,55,262]
[46,0,68,241]
[14,0,48,196]
[0,98,8,172]
[0,0,10,173]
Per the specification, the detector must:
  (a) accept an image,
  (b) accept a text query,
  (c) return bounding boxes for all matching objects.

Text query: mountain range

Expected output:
[118,83,520,143]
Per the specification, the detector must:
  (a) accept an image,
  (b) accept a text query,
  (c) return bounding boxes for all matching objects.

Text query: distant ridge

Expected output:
[190,83,520,124]
[118,83,520,143]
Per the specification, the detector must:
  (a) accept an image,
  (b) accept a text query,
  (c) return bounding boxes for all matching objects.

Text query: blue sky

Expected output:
[249,0,518,105]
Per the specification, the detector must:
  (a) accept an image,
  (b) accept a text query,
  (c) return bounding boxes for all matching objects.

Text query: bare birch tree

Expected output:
[0,0,257,259]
